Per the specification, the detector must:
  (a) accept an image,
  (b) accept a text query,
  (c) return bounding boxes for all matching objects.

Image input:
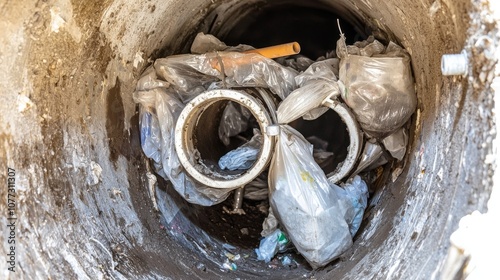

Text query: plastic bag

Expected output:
[255,229,289,263]
[154,51,298,101]
[338,36,416,137]
[382,127,408,161]
[218,132,262,171]
[139,107,162,163]
[243,175,268,201]
[134,89,234,206]
[261,207,279,236]
[277,59,340,124]
[336,176,369,237]
[218,101,253,146]
[268,125,352,268]
[281,55,314,72]
[190,32,254,54]
[352,139,384,175]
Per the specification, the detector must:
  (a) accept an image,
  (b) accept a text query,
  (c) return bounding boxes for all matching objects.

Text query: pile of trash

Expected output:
[133,30,416,269]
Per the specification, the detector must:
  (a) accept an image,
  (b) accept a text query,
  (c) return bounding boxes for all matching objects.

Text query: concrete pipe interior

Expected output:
[1,0,495,279]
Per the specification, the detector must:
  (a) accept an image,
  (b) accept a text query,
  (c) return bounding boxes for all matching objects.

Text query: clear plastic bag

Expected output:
[154,51,298,101]
[218,132,262,171]
[190,32,254,54]
[268,125,352,268]
[338,37,417,137]
[352,139,384,175]
[277,59,340,124]
[382,127,408,161]
[134,89,234,206]
[336,176,369,237]
[218,101,253,146]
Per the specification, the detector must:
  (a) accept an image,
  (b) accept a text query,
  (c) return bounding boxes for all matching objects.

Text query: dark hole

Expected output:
[193,100,260,177]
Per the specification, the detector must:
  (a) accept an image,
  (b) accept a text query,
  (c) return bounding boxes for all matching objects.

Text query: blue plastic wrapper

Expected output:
[218,133,262,171]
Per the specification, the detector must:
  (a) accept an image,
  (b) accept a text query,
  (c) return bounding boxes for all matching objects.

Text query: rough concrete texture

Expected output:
[0,0,498,279]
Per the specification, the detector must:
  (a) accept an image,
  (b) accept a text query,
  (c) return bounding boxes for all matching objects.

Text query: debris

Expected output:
[268,125,352,268]
[255,229,289,263]
[196,263,206,272]
[222,259,237,271]
[382,128,408,161]
[337,36,417,137]
[219,132,262,170]
[87,161,102,186]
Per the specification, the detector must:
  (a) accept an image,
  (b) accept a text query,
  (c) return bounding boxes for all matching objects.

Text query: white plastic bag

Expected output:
[268,125,352,268]
[277,59,340,124]
[338,37,417,137]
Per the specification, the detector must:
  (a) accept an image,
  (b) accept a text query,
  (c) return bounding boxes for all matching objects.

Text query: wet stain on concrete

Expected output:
[106,78,126,165]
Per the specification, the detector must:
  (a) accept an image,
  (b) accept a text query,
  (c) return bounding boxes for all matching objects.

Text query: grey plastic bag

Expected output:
[218,101,253,146]
[338,37,416,137]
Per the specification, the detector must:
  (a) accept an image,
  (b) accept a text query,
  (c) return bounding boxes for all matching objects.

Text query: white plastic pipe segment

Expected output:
[441,49,468,76]
[322,98,363,184]
[175,89,274,189]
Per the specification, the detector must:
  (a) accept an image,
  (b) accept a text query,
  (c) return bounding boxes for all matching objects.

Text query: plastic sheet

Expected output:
[281,55,314,72]
[218,101,253,146]
[382,128,408,161]
[190,32,254,54]
[268,125,353,268]
[338,36,417,137]
[218,132,262,171]
[277,59,340,124]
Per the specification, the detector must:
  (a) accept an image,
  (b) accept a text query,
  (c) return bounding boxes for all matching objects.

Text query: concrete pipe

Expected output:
[0,0,498,279]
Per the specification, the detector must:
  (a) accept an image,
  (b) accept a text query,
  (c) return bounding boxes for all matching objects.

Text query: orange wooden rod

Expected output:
[242,42,301,59]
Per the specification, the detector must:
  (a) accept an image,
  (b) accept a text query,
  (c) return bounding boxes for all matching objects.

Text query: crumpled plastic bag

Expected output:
[277,59,340,124]
[334,176,369,237]
[219,132,262,171]
[382,127,408,161]
[255,229,289,263]
[134,88,234,206]
[218,101,253,146]
[154,51,298,101]
[268,125,353,268]
[337,35,416,137]
[243,175,268,201]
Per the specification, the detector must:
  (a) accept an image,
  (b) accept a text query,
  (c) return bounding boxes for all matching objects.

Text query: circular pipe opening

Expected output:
[175,89,274,189]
